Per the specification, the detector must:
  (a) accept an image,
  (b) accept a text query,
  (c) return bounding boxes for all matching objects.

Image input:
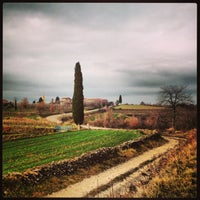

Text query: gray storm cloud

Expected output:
[3,3,197,104]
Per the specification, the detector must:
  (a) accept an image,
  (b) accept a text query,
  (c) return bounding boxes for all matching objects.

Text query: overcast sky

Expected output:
[3,3,197,104]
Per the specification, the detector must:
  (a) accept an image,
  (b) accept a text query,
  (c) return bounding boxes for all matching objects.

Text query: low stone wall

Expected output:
[3,132,162,185]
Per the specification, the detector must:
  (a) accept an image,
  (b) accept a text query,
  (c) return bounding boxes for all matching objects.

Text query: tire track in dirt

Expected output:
[47,137,179,198]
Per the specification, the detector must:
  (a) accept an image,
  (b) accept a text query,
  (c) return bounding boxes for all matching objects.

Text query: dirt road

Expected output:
[47,137,179,198]
[46,109,100,124]
[46,113,71,124]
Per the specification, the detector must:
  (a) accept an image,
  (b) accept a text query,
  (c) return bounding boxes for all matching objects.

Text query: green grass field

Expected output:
[3,129,143,175]
[114,104,164,110]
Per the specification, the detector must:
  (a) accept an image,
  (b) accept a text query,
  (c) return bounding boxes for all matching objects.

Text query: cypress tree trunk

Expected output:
[72,62,84,126]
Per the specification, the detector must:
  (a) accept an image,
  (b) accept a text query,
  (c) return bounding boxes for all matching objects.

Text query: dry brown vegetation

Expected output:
[85,108,162,129]
[123,129,197,198]
[2,116,57,141]
[84,105,196,131]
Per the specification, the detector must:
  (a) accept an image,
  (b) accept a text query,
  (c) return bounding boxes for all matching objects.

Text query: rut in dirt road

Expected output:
[47,137,179,198]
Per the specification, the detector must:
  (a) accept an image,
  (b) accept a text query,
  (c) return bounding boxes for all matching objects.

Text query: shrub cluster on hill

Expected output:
[85,105,196,131]
[85,108,161,129]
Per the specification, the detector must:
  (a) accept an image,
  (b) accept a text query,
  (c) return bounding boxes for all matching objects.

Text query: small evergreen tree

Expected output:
[14,98,17,110]
[119,95,122,104]
[55,96,60,104]
[38,97,43,103]
[72,62,84,127]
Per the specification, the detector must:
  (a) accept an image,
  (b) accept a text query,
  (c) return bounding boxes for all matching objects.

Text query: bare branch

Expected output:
[158,85,193,130]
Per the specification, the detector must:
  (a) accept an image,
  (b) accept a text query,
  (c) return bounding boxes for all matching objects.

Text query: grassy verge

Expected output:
[125,129,197,198]
[3,129,143,175]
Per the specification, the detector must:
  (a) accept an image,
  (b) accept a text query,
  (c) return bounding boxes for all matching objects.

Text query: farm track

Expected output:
[45,111,180,198]
[46,109,100,124]
[47,136,179,198]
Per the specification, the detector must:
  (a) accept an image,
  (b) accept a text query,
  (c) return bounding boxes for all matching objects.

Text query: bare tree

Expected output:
[159,85,193,130]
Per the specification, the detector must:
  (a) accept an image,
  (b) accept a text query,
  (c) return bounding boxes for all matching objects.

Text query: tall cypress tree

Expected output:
[72,62,84,125]
[119,95,122,104]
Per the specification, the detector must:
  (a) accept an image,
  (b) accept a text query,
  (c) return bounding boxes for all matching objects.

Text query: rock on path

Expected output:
[47,137,179,198]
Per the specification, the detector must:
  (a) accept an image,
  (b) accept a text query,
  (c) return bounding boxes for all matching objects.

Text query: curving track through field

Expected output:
[47,137,179,198]
[46,109,100,124]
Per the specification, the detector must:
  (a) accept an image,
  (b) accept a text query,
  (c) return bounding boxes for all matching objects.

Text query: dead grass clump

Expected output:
[118,148,137,159]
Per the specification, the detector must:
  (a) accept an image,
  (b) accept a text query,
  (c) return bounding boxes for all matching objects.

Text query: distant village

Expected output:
[3,96,114,114]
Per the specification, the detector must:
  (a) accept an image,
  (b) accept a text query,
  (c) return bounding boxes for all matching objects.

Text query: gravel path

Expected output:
[47,137,179,198]
[46,109,100,124]
[46,113,72,124]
